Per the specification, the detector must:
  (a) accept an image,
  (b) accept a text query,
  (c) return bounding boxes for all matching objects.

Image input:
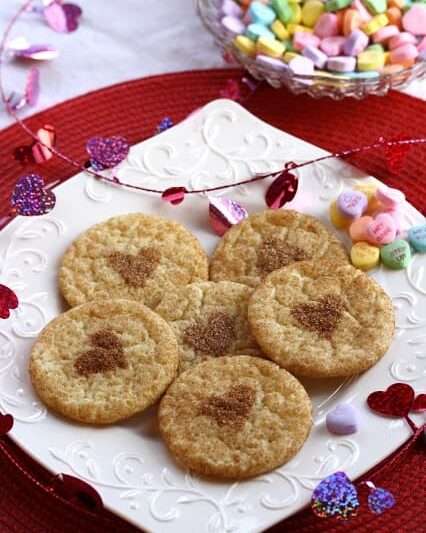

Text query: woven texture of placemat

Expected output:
[0,69,425,533]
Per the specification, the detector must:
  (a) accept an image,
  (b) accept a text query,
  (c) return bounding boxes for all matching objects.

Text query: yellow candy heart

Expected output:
[354,183,380,212]
[351,242,380,271]
[329,200,350,229]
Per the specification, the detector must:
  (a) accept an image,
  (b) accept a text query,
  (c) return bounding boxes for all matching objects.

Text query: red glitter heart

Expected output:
[0,284,19,319]
[412,394,426,412]
[367,383,415,417]
[265,170,298,210]
[0,413,14,435]
[383,133,411,175]
[51,474,103,510]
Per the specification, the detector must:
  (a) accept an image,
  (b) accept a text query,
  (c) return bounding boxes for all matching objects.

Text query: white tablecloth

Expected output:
[0,0,424,129]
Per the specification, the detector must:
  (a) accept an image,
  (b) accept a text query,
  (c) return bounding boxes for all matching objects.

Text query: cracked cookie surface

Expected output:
[158,355,312,479]
[156,281,262,374]
[59,213,208,309]
[209,209,349,288]
[248,260,395,377]
[29,299,179,424]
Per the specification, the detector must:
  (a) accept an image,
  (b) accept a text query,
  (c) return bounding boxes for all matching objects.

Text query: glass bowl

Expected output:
[198,0,426,100]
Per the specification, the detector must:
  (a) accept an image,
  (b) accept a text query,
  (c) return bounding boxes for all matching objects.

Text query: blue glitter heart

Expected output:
[312,471,359,520]
[368,487,395,515]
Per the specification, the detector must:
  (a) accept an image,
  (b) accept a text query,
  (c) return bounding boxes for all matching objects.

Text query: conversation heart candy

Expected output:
[351,242,380,270]
[326,404,359,435]
[408,225,426,253]
[330,200,350,228]
[402,5,426,36]
[366,213,396,245]
[380,239,411,269]
[375,186,405,208]
[337,190,368,219]
[349,216,373,241]
[354,183,379,211]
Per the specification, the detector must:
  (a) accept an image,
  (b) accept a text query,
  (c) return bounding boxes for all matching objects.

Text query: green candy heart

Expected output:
[363,0,387,14]
[271,0,293,23]
[380,239,412,270]
[325,0,352,11]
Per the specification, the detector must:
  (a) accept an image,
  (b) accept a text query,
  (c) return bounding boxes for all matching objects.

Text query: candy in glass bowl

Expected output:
[198,0,426,99]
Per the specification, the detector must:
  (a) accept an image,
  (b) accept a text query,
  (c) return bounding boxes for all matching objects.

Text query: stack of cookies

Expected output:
[29,209,395,480]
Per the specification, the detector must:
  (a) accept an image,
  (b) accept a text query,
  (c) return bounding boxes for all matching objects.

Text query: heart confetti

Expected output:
[86,136,130,170]
[8,36,59,60]
[14,125,56,165]
[0,413,14,435]
[382,133,411,175]
[161,187,187,205]
[25,67,40,107]
[209,197,248,236]
[50,474,103,510]
[265,169,298,209]
[311,471,359,520]
[412,393,426,412]
[43,1,82,33]
[367,487,395,515]
[6,67,40,111]
[367,383,415,418]
[10,174,56,216]
[0,285,18,319]
[156,117,174,134]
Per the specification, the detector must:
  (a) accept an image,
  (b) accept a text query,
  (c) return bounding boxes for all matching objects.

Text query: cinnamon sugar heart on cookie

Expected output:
[366,213,396,246]
[0,413,14,435]
[0,284,19,319]
[367,383,414,417]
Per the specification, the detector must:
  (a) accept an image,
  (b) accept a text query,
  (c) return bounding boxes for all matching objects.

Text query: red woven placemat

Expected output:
[0,69,425,533]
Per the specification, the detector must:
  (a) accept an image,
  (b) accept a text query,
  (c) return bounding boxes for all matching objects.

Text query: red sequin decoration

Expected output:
[50,474,103,510]
[0,413,14,435]
[412,394,426,412]
[367,383,415,417]
[383,133,411,175]
[0,284,19,319]
[161,187,186,205]
[265,169,298,209]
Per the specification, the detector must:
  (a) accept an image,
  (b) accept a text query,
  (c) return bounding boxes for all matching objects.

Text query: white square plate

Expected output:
[1,99,425,533]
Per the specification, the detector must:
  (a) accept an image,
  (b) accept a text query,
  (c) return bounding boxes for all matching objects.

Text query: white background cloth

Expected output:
[0,0,424,129]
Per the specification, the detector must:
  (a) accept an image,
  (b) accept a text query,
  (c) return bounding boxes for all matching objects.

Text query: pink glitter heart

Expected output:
[10,174,56,216]
[86,136,130,170]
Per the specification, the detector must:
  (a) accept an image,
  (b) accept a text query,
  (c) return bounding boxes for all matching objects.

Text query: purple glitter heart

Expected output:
[10,174,56,216]
[368,487,395,515]
[86,136,130,170]
[312,471,359,520]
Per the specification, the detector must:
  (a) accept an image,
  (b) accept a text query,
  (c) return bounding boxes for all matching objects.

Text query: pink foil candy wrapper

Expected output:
[209,196,248,236]
[43,1,82,33]
[8,37,59,60]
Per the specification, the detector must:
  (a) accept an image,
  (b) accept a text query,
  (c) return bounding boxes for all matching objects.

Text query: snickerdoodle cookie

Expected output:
[209,209,349,287]
[248,260,394,377]
[29,299,179,424]
[158,355,312,479]
[59,213,208,309]
[156,281,262,374]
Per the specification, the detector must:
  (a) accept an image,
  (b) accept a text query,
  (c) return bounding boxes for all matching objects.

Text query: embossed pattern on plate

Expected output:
[0,100,425,533]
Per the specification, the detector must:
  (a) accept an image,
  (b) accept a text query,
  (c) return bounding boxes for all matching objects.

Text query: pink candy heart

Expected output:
[337,190,368,219]
[366,213,396,246]
[375,186,405,208]
[402,5,426,37]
